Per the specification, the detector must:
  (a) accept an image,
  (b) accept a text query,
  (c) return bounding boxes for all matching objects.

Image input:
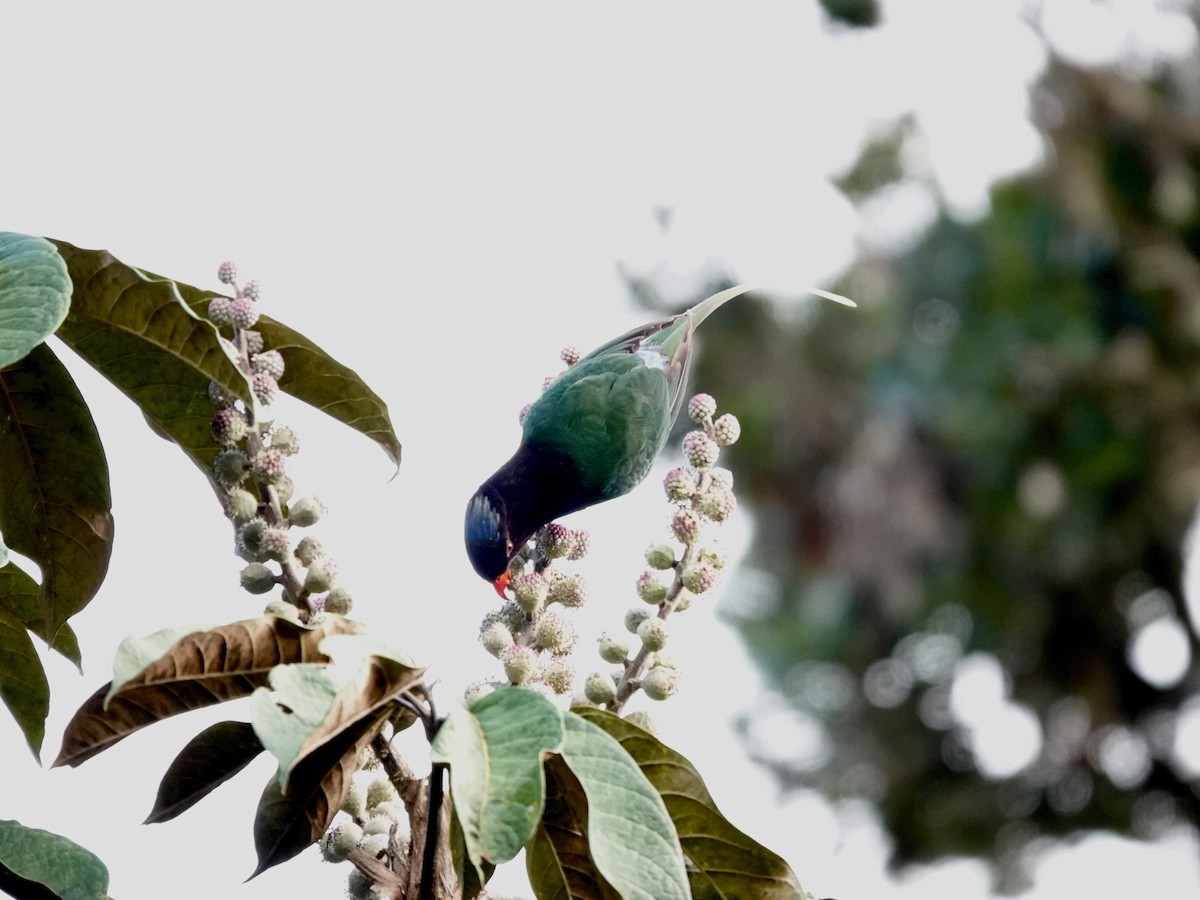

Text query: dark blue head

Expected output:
[465,490,513,593]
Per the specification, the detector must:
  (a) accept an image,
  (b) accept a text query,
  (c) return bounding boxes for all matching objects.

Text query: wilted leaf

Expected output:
[251,663,344,781]
[0,233,71,368]
[144,721,264,824]
[0,607,49,760]
[575,707,807,900]
[0,819,109,900]
[556,712,688,900]
[527,755,621,900]
[0,563,80,666]
[251,710,387,877]
[0,342,113,636]
[107,623,208,700]
[53,615,363,768]
[431,687,563,880]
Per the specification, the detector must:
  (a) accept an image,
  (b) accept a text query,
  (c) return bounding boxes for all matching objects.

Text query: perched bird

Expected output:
[465,285,853,594]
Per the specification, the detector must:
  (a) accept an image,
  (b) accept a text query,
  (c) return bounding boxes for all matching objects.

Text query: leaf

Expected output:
[0,563,80,667]
[430,687,564,880]
[0,819,109,900]
[49,240,249,480]
[144,720,264,824]
[51,240,401,470]
[0,233,71,368]
[575,707,807,900]
[0,606,49,760]
[250,710,387,877]
[250,663,344,782]
[555,712,689,900]
[53,615,363,768]
[527,755,622,900]
[0,342,114,636]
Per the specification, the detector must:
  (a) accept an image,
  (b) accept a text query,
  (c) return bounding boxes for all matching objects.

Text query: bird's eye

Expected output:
[505,540,513,555]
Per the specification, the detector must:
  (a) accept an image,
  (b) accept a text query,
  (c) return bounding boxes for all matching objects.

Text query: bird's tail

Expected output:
[689,283,856,329]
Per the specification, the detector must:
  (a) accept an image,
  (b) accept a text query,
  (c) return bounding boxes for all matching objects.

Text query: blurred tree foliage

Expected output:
[640,33,1200,891]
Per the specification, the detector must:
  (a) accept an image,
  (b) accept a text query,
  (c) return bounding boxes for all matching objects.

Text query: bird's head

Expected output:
[465,490,514,597]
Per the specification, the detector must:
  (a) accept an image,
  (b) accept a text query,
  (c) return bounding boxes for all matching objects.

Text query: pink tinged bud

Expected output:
[271,426,300,456]
[518,403,532,425]
[513,572,549,613]
[207,296,234,326]
[535,610,577,654]
[670,508,702,544]
[687,393,717,423]
[681,563,717,594]
[636,571,668,605]
[252,349,285,380]
[708,467,735,491]
[637,616,669,651]
[251,447,287,483]
[217,260,238,285]
[712,413,741,446]
[560,345,581,366]
[548,571,587,608]
[541,658,575,694]
[541,523,574,559]
[211,407,247,446]
[240,278,261,301]
[682,430,719,468]
[229,297,259,329]
[502,644,536,684]
[261,525,291,561]
[252,371,278,404]
[244,330,264,355]
[699,488,737,523]
[641,666,679,701]
[566,529,590,560]
[663,467,697,501]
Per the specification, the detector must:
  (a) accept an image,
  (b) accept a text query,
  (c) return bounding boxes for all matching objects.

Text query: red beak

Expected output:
[493,570,511,599]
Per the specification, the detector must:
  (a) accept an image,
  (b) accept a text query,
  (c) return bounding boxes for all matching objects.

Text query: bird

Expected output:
[465,285,854,595]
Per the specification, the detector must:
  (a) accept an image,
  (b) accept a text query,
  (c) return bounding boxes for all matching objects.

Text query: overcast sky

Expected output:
[3,2,1199,899]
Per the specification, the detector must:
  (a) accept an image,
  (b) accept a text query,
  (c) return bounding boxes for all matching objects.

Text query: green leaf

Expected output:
[527,755,622,900]
[51,240,401,471]
[0,233,71,368]
[575,707,807,900]
[431,688,564,880]
[0,563,80,667]
[144,721,264,824]
[0,342,113,636]
[250,663,343,782]
[49,240,249,480]
[556,712,689,900]
[0,606,49,760]
[0,819,109,900]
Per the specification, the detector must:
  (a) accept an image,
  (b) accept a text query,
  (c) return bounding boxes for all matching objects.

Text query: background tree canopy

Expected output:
[639,19,1200,892]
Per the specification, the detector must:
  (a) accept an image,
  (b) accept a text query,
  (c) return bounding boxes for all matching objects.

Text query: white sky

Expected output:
[3,2,1199,899]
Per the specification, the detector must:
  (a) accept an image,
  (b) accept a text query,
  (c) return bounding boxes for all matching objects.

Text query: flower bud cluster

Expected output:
[206,261,349,622]
[320,771,411,881]
[586,393,742,719]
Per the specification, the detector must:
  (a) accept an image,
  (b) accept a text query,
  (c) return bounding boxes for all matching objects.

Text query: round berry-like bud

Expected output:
[217,260,238,285]
[542,374,559,392]
[213,449,250,488]
[226,488,259,523]
[304,559,337,593]
[584,671,617,704]
[251,448,287,483]
[502,644,536,685]
[295,535,323,566]
[663,467,697,502]
[637,616,669,651]
[495,600,527,632]
[623,710,657,733]
[674,587,694,612]
[517,403,532,425]
[636,571,668,605]
[644,543,676,570]
[251,371,278,404]
[712,413,741,446]
[548,572,587,608]
[324,586,353,615]
[540,523,573,560]
[699,488,737,523]
[681,563,716,594]
[366,777,396,810]
[270,426,300,456]
[624,607,652,634]
[207,296,234,326]
[359,833,389,858]
[708,467,734,491]
[598,632,629,664]
[670,508,703,544]
[252,349,286,380]
[321,822,362,862]
[512,572,549,613]
[560,345,581,366]
[535,610,577,654]
[641,666,679,701]
[541,658,575,694]
[288,496,325,528]
[240,278,261,301]
[341,782,365,818]
[373,801,406,829]
[566,529,590,560]
[688,393,717,423]
[244,330,264,355]
[363,814,392,837]
[261,525,290,561]
[464,680,501,707]
[237,518,269,561]
[682,430,719,469]
[481,621,514,657]
[240,562,277,594]
[273,475,296,504]
[228,296,259,329]
[210,407,247,447]
[207,379,237,408]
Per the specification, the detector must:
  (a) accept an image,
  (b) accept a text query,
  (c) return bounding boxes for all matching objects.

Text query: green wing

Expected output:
[522,353,673,502]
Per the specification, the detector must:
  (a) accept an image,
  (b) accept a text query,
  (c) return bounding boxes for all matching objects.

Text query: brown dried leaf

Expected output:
[53,615,363,768]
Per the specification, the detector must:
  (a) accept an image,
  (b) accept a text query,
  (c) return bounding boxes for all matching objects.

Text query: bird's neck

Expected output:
[489,441,588,551]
